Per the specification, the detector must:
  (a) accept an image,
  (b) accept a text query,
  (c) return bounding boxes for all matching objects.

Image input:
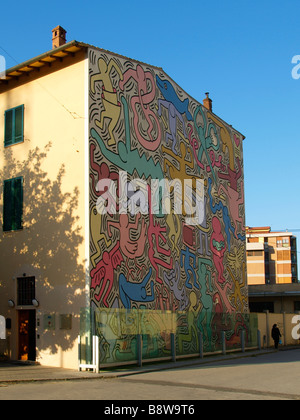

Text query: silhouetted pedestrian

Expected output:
[271,324,281,350]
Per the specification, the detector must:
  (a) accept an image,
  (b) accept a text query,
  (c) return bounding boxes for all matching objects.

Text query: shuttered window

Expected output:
[3,177,23,231]
[4,105,24,147]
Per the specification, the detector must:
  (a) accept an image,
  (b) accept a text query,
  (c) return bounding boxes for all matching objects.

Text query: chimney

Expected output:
[52,26,67,49]
[203,92,213,112]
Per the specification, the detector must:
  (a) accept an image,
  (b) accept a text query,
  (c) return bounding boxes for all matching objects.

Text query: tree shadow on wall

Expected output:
[0,144,85,355]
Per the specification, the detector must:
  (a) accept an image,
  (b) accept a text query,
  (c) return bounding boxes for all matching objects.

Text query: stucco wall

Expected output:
[257,312,300,347]
[0,57,87,368]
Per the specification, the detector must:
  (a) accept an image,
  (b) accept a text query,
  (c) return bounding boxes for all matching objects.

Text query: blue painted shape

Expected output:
[156,75,193,121]
[119,268,154,309]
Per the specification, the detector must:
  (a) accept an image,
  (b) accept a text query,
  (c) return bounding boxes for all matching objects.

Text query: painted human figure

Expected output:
[90,143,119,203]
[178,291,200,353]
[197,258,213,349]
[147,186,173,284]
[198,196,211,257]
[218,179,244,238]
[157,98,187,154]
[217,157,244,238]
[180,246,198,289]
[218,157,242,192]
[90,57,123,146]
[90,242,123,307]
[208,177,235,252]
[163,261,188,311]
[210,217,226,284]
[193,105,220,183]
[187,123,223,175]
[90,205,112,268]
[119,64,161,151]
[90,97,164,181]
[107,213,147,278]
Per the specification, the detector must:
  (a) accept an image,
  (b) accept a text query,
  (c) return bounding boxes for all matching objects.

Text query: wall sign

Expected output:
[0,316,5,340]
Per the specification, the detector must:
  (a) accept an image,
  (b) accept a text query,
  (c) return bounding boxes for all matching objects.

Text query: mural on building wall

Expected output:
[88,49,248,362]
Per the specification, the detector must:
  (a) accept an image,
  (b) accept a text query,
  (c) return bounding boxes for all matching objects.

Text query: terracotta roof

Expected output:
[0,40,85,85]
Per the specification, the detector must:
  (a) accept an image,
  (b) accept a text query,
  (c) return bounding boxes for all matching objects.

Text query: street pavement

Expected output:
[0,348,299,400]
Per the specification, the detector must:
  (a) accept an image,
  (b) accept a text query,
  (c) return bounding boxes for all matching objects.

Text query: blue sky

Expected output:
[0,0,299,275]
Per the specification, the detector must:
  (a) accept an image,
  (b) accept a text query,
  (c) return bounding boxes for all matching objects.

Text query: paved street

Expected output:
[0,349,299,400]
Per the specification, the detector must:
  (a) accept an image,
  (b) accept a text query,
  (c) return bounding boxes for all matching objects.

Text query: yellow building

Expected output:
[0,29,89,368]
[0,27,248,368]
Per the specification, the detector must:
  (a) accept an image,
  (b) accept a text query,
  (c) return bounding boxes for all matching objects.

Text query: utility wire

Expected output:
[0,45,19,65]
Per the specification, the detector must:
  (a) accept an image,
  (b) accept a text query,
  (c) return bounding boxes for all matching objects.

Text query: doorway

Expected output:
[18,310,36,361]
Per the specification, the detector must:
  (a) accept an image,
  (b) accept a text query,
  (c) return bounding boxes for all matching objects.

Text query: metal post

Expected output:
[93,335,99,373]
[171,333,176,362]
[222,331,226,355]
[257,329,261,351]
[263,334,267,349]
[199,332,203,359]
[241,330,245,353]
[78,336,81,371]
[137,334,143,367]
[92,336,96,368]
[283,312,287,346]
[85,336,90,365]
[264,310,270,347]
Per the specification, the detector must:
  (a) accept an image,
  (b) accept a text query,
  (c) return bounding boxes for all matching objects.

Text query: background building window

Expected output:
[294,301,300,312]
[3,177,23,231]
[247,250,263,257]
[249,301,274,313]
[4,105,24,147]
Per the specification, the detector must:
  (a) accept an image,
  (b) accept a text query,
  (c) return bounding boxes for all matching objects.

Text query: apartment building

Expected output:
[246,227,299,313]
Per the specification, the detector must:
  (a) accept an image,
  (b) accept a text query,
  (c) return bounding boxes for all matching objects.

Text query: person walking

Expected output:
[271,324,282,350]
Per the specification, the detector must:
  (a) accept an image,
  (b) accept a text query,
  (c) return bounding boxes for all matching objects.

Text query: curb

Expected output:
[0,347,295,385]
[106,349,277,378]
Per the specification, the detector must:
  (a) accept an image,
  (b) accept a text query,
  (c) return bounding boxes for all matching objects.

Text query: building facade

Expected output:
[246,226,299,313]
[0,29,248,368]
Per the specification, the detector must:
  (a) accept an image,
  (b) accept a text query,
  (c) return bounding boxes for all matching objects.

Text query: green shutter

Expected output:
[14,106,24,143]
[3,180,12,231]
[4,109,13,146]
[3,177,23,231]
[12,177,23,230]
[4,105,24,147]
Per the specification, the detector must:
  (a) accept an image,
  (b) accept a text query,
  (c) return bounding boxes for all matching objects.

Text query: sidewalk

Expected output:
[0,348,277,384]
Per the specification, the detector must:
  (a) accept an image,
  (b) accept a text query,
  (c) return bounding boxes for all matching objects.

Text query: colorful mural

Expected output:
[88,49,248,362]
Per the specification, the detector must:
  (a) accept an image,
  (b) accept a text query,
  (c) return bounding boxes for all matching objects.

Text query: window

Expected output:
[249,301,274,313]
[282,238,289,247]
[3,177,23,231]
[247,251,263,257]
[4,105,24,147]
[17,276,35,306]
